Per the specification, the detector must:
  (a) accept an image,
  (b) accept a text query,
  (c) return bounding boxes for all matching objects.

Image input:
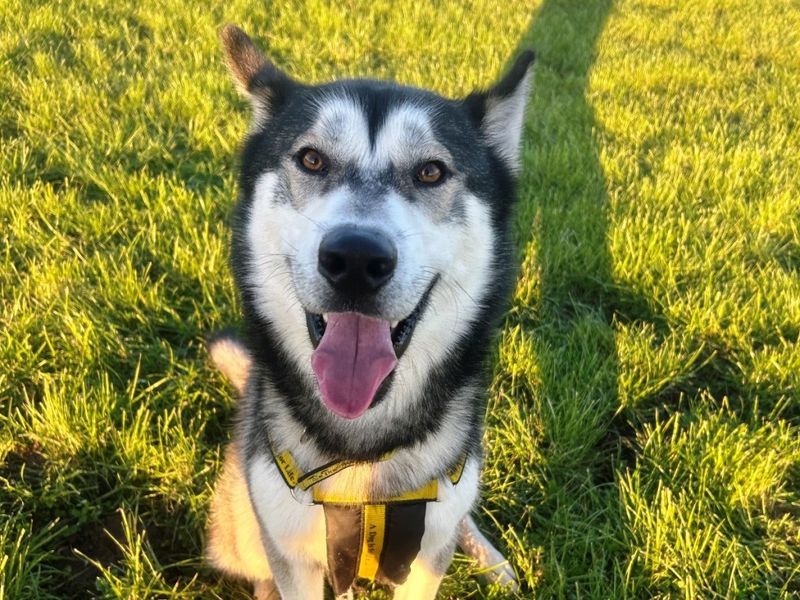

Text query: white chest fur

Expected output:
[246,451,480,570]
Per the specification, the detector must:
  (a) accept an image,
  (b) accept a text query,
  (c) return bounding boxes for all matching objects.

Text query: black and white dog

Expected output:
[207,25,534,600]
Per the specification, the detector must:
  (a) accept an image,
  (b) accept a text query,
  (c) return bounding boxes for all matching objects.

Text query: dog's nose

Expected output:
[318,227,397,294]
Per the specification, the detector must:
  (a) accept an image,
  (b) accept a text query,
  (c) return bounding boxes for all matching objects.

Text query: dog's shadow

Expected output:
[477,1,621,597]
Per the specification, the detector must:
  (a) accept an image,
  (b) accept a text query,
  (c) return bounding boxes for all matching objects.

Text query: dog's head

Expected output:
[222,25,533,425]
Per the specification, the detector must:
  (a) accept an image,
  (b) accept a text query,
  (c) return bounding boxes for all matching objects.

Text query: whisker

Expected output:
[449,276,477,306]
[298,212,328,233]
[396,229,425,241]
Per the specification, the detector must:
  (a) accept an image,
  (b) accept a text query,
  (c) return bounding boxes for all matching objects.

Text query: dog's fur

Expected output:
[207,24,534,599]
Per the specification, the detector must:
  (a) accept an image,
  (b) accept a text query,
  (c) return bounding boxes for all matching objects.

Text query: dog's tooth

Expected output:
[391,320,399,328]
[322,313,329,323]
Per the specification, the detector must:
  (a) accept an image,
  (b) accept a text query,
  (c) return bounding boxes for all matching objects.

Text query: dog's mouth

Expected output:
[304,278,437,358]
[305,276,438,419]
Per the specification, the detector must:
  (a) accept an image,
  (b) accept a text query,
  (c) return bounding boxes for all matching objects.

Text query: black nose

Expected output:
[318,227,397,294]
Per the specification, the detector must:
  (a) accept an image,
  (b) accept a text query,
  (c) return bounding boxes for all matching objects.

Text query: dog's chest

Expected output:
[246,451,479,579]
[246,452,429,566]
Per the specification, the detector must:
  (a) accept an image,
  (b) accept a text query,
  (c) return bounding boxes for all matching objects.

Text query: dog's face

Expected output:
[223,26,533,426]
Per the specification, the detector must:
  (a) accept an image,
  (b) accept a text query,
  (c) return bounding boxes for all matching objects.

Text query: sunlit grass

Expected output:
[1,0,799,598]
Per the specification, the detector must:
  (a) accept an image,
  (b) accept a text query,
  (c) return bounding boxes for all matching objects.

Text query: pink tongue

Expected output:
[311,313,398,419]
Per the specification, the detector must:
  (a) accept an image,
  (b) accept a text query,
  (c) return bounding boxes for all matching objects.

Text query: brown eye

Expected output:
[416,161,445,185]
[299,148,326,173]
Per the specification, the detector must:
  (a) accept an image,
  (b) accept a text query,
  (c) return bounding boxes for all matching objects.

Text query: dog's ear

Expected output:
[463,50,536,174]
[220,24,294,125]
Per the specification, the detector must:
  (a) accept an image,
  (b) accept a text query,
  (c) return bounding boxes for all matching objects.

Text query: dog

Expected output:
[206,24,534,600]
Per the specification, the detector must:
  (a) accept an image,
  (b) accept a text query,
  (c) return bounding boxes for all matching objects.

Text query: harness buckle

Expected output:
[290,485,315,506]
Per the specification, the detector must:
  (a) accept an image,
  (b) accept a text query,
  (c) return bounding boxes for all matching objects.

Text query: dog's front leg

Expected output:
[392,538,456,600]
[247,453,328,600]
[253,579,280,600]
[257,529,326,600]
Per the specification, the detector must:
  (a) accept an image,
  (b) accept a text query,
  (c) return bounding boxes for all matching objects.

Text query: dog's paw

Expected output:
[458,516,518,592]
[253,578,279,600]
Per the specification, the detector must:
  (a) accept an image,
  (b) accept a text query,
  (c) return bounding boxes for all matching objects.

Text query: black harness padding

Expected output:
[268,442,467,595]
[323,501,428,595]
[324,504,363,594]
[376,502,427,584]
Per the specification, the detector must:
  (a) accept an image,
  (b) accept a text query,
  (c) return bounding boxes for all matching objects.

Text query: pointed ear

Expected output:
[464,50,536,174]
[220,24,294,125]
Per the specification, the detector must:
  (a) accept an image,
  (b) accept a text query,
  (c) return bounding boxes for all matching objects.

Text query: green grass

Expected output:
[1,0,799,597]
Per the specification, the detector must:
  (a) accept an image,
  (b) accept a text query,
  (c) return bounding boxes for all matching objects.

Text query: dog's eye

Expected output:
[416,161,445,185]
[298,148,327,173]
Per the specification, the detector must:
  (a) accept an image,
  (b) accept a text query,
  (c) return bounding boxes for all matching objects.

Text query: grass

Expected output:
[1,0,799,597]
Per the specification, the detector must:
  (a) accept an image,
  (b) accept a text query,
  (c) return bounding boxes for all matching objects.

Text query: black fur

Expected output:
[462,50,536,127]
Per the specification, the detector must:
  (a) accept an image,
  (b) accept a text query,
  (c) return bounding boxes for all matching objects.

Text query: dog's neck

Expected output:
[241,313,488,460]
[241,365,479,497]
[249,358,481,452]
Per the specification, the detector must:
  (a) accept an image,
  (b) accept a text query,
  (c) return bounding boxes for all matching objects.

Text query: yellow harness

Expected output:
[269,445,466,594]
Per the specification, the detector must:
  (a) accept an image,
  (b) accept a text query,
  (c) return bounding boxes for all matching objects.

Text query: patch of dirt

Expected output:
[55,509,201,596]
[0,443,46,485]
[56,512,126,597]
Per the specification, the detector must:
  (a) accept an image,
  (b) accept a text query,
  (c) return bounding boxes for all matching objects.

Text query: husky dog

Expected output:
[207,24,534,600]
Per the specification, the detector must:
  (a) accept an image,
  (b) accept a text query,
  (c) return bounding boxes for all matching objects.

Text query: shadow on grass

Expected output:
[490,0,623,595]
[522,0,618,461]
[488,2,798,597]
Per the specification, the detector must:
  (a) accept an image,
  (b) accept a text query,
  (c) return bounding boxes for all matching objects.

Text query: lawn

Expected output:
[1,0,799,598]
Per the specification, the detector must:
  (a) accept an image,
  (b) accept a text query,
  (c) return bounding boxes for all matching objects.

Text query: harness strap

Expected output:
[267,443,468,594]
[270,443,467,501]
